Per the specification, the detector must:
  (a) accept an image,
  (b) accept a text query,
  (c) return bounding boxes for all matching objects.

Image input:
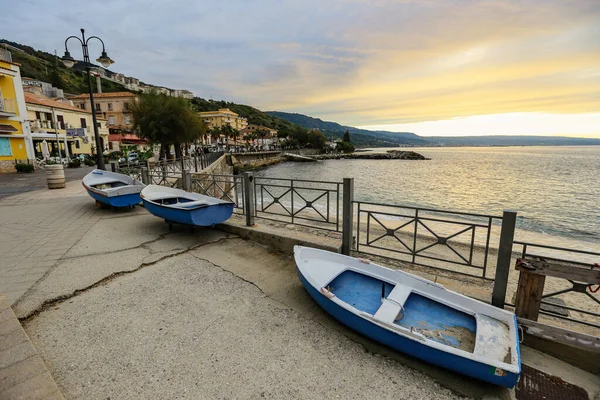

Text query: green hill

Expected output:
[266,111,430,147]
[1,39,130,95]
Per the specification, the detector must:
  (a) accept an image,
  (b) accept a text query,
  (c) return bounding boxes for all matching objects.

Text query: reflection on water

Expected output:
[256,146,600,250]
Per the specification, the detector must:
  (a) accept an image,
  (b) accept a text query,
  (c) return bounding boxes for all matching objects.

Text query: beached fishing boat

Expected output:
[140,185,234,226]
[294,246,521,388]
[83,169,145,208]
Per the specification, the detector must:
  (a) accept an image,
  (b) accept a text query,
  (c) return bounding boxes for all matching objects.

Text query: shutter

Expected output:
[0,138,12,156]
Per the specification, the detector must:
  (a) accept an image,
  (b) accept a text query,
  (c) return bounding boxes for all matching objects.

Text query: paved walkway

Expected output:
[0,179,101,304]
[0,180,598,399]
[0,166,95,200]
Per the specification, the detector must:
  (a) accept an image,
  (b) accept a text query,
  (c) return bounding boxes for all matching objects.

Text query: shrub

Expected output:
[68,158,81,168]
[15,162,34,173]
[336,141,355,153]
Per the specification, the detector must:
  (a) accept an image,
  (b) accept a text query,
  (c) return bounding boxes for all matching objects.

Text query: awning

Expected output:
[0,124,18,133]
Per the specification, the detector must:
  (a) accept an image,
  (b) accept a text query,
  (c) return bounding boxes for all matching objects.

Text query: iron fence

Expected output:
[508,241,600,329]
[116,166,142,182]
[190,174,245,214]
[353,201,503,279]
[253,177,342,232]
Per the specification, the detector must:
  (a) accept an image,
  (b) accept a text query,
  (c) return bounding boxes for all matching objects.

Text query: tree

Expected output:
[343,129,351,143]
[255,128,269,149]
[220,123,239,147]
[131,91,205,159]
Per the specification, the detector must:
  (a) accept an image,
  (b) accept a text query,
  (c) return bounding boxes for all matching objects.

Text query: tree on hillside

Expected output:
[343,129,352,143]
[131,91,205,159]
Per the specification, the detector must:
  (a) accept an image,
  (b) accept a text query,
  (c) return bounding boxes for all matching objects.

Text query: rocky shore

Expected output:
[313,150,428,160]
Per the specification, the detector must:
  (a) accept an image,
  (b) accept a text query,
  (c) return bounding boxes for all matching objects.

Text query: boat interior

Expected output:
[152,197,210,208]
[326,269,511,362]
[92,181,128,190]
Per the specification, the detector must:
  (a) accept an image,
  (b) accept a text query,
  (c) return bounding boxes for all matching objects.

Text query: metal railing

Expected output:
[353,201,503,279]
[509,241,600,329]
[252,176,343,232]
[190,174,244,214]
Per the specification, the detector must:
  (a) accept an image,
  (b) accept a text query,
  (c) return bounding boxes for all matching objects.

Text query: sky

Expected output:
[3,0,600,137]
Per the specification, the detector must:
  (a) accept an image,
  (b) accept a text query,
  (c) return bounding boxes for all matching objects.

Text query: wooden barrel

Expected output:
[46,164,66,189]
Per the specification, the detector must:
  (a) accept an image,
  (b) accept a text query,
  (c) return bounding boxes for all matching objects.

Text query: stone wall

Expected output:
[0,160,17,173]
[190,155,235,199]
[230,151,281,172]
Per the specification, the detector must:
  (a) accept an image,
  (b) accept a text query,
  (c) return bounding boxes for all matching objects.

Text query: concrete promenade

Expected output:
[1,179,599,399]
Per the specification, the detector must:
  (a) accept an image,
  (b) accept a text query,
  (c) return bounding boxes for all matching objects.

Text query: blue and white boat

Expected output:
[82,169,145,208]
[140,185,234,226]
[294,246,521,388]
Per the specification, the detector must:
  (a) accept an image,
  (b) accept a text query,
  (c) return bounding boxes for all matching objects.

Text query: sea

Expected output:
[255,146,600,251]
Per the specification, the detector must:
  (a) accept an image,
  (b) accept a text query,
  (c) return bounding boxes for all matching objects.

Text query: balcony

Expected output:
[31,119,55,130]
[0,98,17,116]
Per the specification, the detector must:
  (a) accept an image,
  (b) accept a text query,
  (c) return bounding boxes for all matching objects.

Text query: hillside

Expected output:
[266,111,430,147]
[1,39,130,95]
[427,135,600,146]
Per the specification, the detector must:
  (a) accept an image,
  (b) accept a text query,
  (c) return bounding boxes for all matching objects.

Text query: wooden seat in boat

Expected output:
[473,314,511,363]
[373,285,412,323]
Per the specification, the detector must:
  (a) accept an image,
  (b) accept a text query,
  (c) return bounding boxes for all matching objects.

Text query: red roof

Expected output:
[69,92,136,99]
[108,133,148,144]
[25,93,89,113]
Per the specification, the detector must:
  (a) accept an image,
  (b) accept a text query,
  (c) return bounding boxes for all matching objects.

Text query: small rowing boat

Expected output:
[140,185,234,226]
[83,169,145,208]
[295,246,521,387]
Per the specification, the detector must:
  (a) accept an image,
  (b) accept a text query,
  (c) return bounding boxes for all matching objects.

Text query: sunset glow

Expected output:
[5,0,600,136]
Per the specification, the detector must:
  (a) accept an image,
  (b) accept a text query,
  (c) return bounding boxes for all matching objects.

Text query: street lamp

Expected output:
[61,28,114,170]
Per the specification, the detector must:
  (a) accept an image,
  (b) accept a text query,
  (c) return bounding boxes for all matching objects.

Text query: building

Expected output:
[170,89,194,99]
[200,108,248,131]
[69,92,136,134]
[240,124,278,149]
[25,93,109,156]
[21,77,64,98]
[0,49,35,172]
[69,92,150,150]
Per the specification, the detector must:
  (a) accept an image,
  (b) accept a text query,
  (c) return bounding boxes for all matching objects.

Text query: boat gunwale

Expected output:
[295,246,521,374]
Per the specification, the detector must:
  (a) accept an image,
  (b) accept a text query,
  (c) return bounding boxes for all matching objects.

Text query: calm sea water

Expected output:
[256,146,600,247]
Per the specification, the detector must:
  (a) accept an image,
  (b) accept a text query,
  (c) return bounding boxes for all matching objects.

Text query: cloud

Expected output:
[2,0,599,135]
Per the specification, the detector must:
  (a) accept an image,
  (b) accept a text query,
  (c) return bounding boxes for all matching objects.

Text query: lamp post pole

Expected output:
[61,28,114,170]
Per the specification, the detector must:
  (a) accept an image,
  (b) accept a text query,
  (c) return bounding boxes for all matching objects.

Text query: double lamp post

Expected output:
[61,28,114,170]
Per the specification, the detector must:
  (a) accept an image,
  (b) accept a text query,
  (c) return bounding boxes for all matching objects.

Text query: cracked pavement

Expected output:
[4,180,600,399]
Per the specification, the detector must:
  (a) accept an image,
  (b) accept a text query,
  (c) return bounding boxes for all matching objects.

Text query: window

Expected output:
[107,103,113,111]
[124,102,130,111]
[97,122,101,128]
[57,115,65,130]
[75,140,81,149]
[0,138,11,156]
[124,115,131,125]
[80,103,86,110]
[108,116,115,125]
[80,118,87,129]
[95,104,101,112]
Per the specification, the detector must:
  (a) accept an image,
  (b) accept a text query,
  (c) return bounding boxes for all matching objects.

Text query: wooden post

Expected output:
[514,269,546,321]
[342,178,354,255]
[492,210,517,308]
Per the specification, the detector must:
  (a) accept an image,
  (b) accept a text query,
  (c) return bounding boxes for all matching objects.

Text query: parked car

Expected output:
[119,152,139,166]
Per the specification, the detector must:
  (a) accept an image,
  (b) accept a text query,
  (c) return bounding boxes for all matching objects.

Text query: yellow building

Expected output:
[69,92,137,134]
[0,49,35,172]
[25,93,109,157]
[200,108,248,131]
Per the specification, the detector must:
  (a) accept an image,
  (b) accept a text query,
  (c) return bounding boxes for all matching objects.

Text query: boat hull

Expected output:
[297,270,520,388]
[86,188,141,208]
[142,199,234,226]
